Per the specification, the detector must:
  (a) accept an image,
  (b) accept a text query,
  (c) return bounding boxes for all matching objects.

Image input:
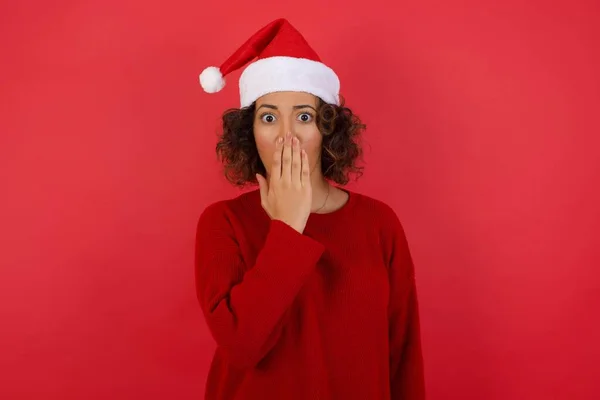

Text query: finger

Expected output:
[271,136,284,182]
[281,132,292,184]
[292,136,301,185]
[301,149,310,187]
[256,173,272,217]
[256,173,268,200]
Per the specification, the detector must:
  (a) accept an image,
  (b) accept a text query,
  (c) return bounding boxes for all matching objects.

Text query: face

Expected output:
[253,91,322,179]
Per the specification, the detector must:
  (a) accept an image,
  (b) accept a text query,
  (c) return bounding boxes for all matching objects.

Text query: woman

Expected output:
[195,18,425,400]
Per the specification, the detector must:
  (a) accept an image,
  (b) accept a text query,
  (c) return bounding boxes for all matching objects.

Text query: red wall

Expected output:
[1,1,599,399]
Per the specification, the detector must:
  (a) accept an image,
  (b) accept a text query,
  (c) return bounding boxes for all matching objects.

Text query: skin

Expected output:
[253,91,349,214]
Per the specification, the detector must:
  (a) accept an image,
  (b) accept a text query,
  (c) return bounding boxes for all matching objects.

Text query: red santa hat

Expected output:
[198,18,340,107]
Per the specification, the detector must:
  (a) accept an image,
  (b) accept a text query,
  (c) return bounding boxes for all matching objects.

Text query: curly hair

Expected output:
[215,96,366,188]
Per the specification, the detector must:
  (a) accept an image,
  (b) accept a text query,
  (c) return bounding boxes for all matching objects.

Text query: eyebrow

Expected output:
[257,104,317,112]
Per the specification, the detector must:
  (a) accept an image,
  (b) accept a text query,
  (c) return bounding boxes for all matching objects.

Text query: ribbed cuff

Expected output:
[249,219,325,292]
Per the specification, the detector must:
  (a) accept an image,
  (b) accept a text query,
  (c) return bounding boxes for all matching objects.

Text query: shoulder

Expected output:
[349,190,403,228]
[349,190,411,254]
[196,189,261,230]
[350,191,415,271]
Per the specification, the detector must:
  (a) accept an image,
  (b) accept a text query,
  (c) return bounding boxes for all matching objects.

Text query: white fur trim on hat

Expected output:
[238,56,340,107]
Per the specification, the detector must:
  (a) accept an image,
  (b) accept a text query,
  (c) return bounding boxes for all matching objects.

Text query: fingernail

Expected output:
[277,137,283,144]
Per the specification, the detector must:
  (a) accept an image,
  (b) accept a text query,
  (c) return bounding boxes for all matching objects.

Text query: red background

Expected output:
[1,0,599,399]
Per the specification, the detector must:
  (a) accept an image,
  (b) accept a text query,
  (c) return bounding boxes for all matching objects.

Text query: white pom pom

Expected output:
[199,66,225,93]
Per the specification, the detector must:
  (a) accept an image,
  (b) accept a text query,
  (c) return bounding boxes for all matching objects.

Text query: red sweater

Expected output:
[194,188,425,399]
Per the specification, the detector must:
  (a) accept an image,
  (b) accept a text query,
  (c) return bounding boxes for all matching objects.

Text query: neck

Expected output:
[310,171,330,212]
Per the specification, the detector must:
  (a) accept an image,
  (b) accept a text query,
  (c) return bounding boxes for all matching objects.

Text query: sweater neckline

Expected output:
[243,186,358,222]
[309,186,357,219]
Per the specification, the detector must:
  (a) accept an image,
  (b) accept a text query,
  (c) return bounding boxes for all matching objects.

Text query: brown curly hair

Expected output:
[215,95,366,187]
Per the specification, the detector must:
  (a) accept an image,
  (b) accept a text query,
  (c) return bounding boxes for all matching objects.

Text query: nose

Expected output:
[280,118,293,138]
[276,118,295,143]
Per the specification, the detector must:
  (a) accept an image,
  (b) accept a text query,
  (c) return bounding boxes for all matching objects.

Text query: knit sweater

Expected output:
[194,188,425,399]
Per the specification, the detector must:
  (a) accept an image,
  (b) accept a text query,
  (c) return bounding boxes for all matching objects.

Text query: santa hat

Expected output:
[198,18,340,107]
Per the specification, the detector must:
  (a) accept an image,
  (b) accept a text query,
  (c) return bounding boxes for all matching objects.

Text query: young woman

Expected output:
[195,18,425,400]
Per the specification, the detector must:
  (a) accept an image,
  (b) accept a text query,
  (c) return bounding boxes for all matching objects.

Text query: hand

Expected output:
[256,132,312,234]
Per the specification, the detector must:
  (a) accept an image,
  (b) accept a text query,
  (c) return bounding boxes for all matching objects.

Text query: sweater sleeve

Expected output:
[387,212,426,399]
[194,203,325,369]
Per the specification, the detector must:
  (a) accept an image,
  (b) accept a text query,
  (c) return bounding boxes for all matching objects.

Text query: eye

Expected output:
[297,112,314,123]
[260,113,276,123]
